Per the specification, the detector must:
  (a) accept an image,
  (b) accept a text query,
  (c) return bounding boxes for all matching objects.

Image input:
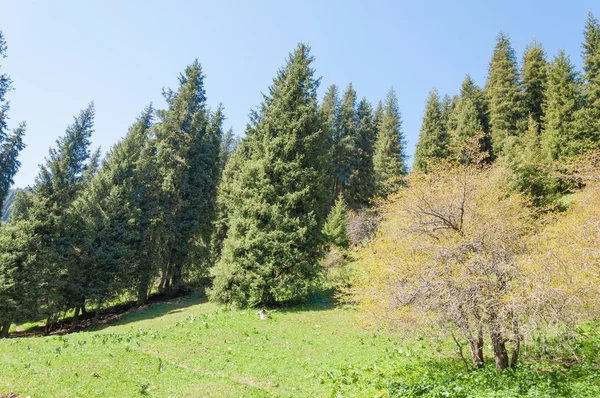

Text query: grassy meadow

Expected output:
[1,292,599,398]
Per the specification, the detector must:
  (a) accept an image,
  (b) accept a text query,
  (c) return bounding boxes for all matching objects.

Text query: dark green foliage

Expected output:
[219,127,238,171]
[541,51,583,161]
[521,39,548,126]
[210,44,329,307]
[323,194,350,249]
[0,31,26,209]
[75,105,157,306]
[319,84,340,200]
[13,104,97,325]
[0,219,40,336]
[575,12,600,148]
[485,32,525,156]
[414,89,451,172]
[154,61,223,294]
[332,84,358,199]
[508,116,572,208]
[346,98,377,208]
[373,88,406,194]
[450,76,491,157]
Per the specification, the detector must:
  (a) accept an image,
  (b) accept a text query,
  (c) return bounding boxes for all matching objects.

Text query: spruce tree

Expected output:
[540,50,583,161]
[347,98,376,208]
[23,104,96,327]
[210,44,329,307]
[332,83,357,198]
[576,12,600,147]
[373,88,405,194]
[521,39,548,127]
[485,32,525,156]
[414,89,450,172]
[319,84,340,199]
[323,193,350,249]
[0,31,26,206]
[75,106,158,308]
[451,76,491,156]
[0,219,39,337]
[154,61,222,294]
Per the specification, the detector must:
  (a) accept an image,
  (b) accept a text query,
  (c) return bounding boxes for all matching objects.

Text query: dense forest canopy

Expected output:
[0,12,600,380]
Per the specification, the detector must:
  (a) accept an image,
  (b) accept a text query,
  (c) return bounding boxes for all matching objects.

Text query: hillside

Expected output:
[0,294,598,398]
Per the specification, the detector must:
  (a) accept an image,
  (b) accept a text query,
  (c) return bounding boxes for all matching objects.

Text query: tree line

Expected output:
[414,13,600,207]
[2,10,599,343]
[0,38,406,336]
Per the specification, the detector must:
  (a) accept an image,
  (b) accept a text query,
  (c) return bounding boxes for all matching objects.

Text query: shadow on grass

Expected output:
[9,283,348,338]
[269,285,344,314]
[9,290,208,338]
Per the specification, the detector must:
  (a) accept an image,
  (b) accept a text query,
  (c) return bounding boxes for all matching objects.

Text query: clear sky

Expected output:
[1,0,598,188]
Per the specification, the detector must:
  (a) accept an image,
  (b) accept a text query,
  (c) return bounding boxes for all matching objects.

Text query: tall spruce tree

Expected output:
[209,44,329,307]
[0,31,26,206]
[75,105,158,311]
[0,218,39,337]
[154,61,222,294]
[414,89,450,172]
[451,76,491,156]
[576,12,600,147]
[347,98,376,208]
[540,50,583,161]
[485,32,525,156]
[22,104,96,328]
[319,84,340,199]
[332,84,358,198]
[373,88,405,194]
[521,39,548,127]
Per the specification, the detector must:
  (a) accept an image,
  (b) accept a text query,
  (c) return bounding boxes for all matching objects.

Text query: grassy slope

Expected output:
[1,294,598,398]
[0,295,407,397]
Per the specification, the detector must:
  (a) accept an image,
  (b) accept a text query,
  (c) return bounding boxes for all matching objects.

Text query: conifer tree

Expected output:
[540,50,582,161]
[373,88,405,194]
[576,12,600,147]
[521,39,548,127]
[374,100,384,133]
[75,106,158,309]
[414,89,450,172]
[323,193,350,249]
[210,44,329,307]
[451,76,491,155]
[0,31,26,206]
[219,127,238,171]
[319,84,340,199]
[332,84,357,198]
[154,61,222,294]
[21,104,96,327]
[347,98,376,208]
[485,32,525,156]
[0,219,39,337]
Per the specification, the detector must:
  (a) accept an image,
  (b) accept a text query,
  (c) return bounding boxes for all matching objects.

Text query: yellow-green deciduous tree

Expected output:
[352,150,600,371]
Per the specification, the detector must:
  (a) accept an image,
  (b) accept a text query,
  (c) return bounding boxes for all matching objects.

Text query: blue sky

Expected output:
[1,0,598,188]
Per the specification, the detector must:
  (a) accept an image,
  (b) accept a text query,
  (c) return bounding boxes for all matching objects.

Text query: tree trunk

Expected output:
[158,262,170,293]
[468,327,485,368]
[170,264,182,297]
[70,306,80,332]
[80,298,87,316]
[45,315,53,334]
[136,278,149,307]
[490,329,509,371]
[0,321,11,338]
[510,337,520,368]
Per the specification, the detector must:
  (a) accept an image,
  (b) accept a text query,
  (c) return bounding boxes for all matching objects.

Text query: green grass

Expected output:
[1,294,599,397]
